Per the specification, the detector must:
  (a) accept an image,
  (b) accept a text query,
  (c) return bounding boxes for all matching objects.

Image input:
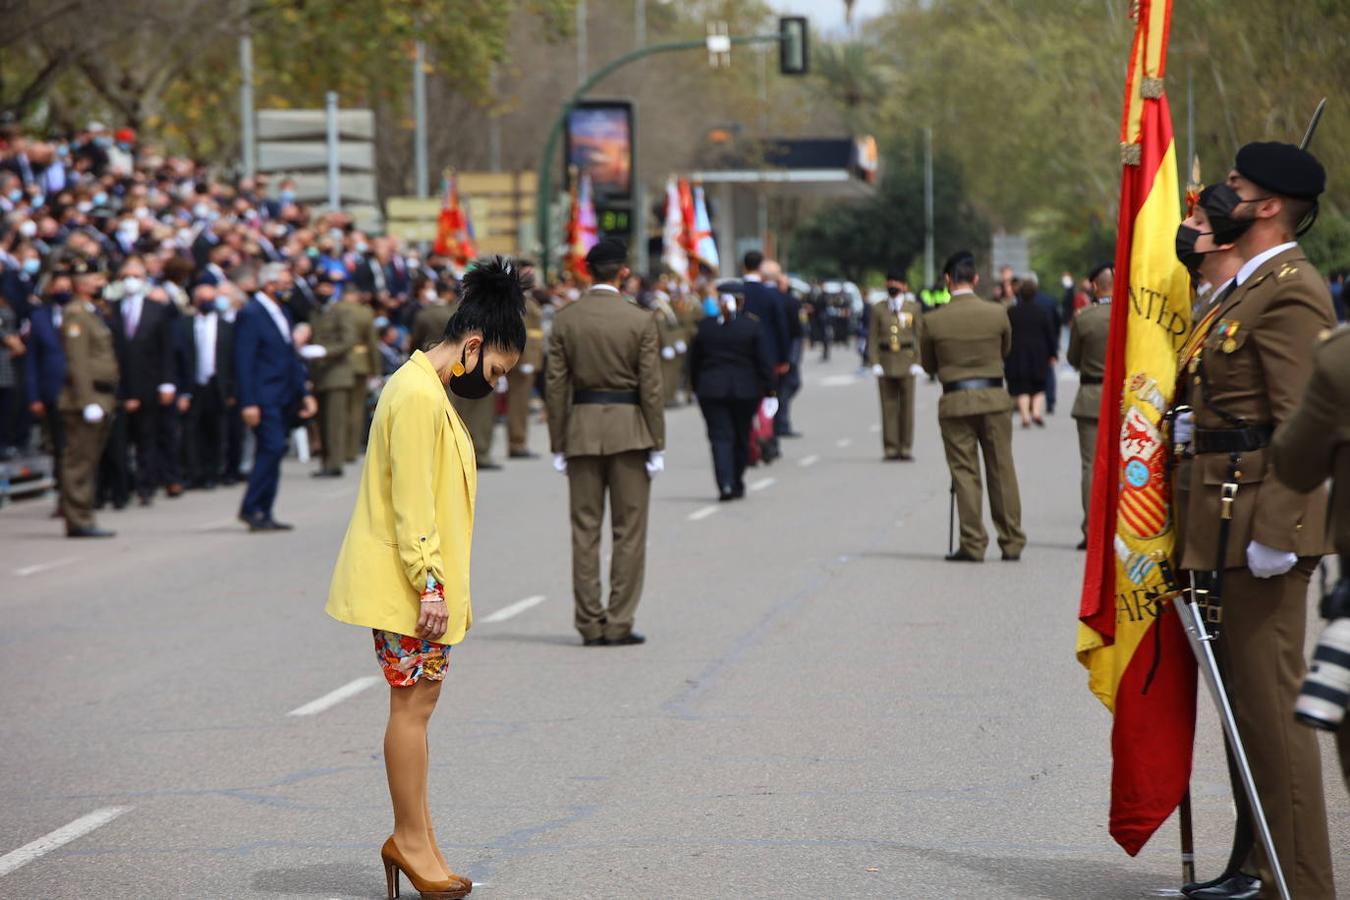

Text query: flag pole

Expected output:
[1178,791,1196,885]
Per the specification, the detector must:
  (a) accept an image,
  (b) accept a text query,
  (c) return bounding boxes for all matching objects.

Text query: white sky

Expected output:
[774,0,890,37]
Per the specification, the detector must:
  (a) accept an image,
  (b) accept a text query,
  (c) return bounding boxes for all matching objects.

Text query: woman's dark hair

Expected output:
[443,256,528,352]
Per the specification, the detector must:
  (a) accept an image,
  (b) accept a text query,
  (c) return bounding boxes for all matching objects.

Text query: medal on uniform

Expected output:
[1215,320,1240,354]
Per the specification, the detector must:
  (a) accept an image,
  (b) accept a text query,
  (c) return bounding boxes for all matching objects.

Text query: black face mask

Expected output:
[1174,224,1213,273]
[886,286,902,298]
[1211,191,1270,245]
[49,291,73,305]
[449,343,493,400]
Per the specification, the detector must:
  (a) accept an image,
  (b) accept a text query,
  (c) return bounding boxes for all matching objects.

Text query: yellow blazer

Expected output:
[325,351,477,643]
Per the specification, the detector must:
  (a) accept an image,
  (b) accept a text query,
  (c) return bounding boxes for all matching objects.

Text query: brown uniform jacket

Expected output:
[410,303,453,354]
[866,297,924,375]
[545,287,664,456]
[1181,245,1335,570]
[311,302,358,391]
[1272,325,1350,556]
[521,296,545,371]
[919,290,1013,418]
[1067,301,1110,421]
[58,301,119,414]
[347,301,380,377]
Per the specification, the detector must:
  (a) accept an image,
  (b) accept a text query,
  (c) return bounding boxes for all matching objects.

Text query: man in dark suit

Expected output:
[24,281,71,494]
[1027,274,1063,414]
[740,251,789,458]
[688,281,775,500]
[175,284,234,490]
[110,263,179,505]
[233,262,315,531]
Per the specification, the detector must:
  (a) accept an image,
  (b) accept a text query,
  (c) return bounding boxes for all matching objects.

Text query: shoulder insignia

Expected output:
[1277,263,1299,280]
[65,324,81,338]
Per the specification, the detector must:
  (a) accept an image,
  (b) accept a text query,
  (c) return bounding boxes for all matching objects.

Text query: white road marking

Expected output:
[799,454,820,468]
[835,438,852,448]
[13,557,76,577]
[688,505,719,522]
[819,374,858,388]
[193,517,239,532]
[287,676,383,717]
[749,478,775,493]
[481,594,546,624]
[0,806,131,877]
[869,423,881,433]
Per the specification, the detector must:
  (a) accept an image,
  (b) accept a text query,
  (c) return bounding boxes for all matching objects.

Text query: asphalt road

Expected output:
[1,348,1346,899]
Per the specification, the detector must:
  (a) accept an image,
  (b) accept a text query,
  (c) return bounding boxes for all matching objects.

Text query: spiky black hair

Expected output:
[444,256,528,351]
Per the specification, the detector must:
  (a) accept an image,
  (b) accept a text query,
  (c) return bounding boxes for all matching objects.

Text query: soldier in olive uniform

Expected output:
[344,292,380,462]
[1272,325,1350,799]
[867,271,924,461]
[59,260,119,538]
[411,288,499,469]
[919,251,1025,562]
[1066,264,1112,549]
[308,282,358,477]
[654,293,688,408]
[1178,143,1336,899]
[546,240,664,646]
[506,289,545,458]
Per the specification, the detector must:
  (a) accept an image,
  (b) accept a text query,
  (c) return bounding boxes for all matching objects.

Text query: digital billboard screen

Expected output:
[565,101,634,201]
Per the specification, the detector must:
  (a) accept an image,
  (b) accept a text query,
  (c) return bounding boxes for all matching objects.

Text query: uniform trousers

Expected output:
[877,374,916,458]
[241,404,289,521]
[346,382,368,462]
[939,411,1025,557]
[505,369,535,454]
[182,386,227,486]
[1215,560,1335,899]
[450,392,495,465]
[1075,416,1098,539]
[60,411,110,530]
[698,397,757,494]
[567,450,651,641]
[318,388,349,472]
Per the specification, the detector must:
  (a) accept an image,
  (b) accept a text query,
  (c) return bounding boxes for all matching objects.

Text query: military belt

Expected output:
[941,377,1003,395]
[1080,375,1103,386]
[1193,425,1273,454]
[93,380,116,394]
[574,389,639,405]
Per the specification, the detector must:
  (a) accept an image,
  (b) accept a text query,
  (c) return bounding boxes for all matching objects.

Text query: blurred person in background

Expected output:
[174,283,234,490]
[1005,280,1057,428]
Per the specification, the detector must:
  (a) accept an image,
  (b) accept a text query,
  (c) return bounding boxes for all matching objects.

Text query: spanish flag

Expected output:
[433,172,476,267]
[1076,0,1197,856]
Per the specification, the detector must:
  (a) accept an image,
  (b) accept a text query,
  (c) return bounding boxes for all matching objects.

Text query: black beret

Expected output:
[1087,262,1113,284]
[1234,141,1325,200]
[585,238,628,269]
[885,269,908,282]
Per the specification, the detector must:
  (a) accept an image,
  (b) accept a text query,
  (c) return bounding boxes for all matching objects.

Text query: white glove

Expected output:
[645,450,665,478]
[872,364,884,377]
[520,364,535,375]
[661,346,677,361]
[761,397,780,419]
[1247,540,1297,579]
[674,340,687,354]
[1172,410,1194,445]
[299,344,327,360]
[909,363,925,377]
[495,376,509,394]
[552,453,567,475]
[82,403,105,424]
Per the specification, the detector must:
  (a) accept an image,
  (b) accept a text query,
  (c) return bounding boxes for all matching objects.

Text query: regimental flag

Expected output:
[567,172,599,278]
[661,176,689,282]
[678,178,697,281]
[692,183,720,275]
[1076,0,1197,857]
[433,172,476,266]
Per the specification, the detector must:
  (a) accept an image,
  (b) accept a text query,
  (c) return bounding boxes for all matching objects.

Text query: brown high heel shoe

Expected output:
[381,836,472,899]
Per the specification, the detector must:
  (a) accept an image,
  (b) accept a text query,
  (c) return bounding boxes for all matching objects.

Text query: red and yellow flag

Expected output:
[1076,0,1196,856]
[433,173,476,266]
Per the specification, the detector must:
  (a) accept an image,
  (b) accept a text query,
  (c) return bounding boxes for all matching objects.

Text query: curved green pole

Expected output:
[537,34,781,280]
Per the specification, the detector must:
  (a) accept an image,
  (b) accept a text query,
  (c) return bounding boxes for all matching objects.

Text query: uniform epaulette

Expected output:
[1276,262,1301,281]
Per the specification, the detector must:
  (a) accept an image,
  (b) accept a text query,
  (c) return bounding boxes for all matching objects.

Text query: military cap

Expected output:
[885,268,908,282]
[585,238,628,269]
[1087,262,1113,284]
[1235,141,1325,199]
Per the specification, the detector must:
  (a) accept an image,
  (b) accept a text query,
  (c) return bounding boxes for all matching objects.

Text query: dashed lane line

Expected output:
[0,806,132,877]
[836,438,852,448]
[688,505,720,522]
[287,676,383,717]
[799,455,820,468]
[481,594,546,624]
[13,557,77,577]
[749,478,775,493]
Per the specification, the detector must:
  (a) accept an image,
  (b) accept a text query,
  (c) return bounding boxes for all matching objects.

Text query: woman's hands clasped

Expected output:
[416,588,448,640]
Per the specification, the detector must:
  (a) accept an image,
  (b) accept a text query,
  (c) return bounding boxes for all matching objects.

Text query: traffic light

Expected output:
[779,16,808,76]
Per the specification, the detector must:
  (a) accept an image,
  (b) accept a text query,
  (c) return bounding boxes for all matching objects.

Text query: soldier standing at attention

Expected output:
[344,289,380,464]
[1272,324,1350,799]
[307,276,358,478]
[920,251,1025,562]
[867,270,924,461]
[506,261,545,459]
[1176,142,1336,899]
[1066,263,1112,550]
[59,259,119,538]
[546,240,665,646]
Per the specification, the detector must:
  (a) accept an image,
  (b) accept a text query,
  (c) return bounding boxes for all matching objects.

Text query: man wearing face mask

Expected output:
[25,276,71,496]
[1178,143,1337,900]
[110,258,178,506]
[546,239,665,646]
[867,270,925,461]
[1066,264,1113,551]
[234,263,317,531]
[174,284,235,490]
[342,287,381,464]
[304,274,358,478]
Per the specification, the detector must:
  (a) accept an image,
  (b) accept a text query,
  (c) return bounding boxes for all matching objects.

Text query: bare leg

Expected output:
[1032,392,1046,424]
[1016,394,1032,427]
[425,735,449,871]
[384,679,450,881]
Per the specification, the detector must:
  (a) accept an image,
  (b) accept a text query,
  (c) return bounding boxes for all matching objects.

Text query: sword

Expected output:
[1162,559,1291,900]
[1300,97,1327,150]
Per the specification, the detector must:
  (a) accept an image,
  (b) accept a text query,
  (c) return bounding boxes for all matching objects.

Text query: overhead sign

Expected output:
[565,100,634,202]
